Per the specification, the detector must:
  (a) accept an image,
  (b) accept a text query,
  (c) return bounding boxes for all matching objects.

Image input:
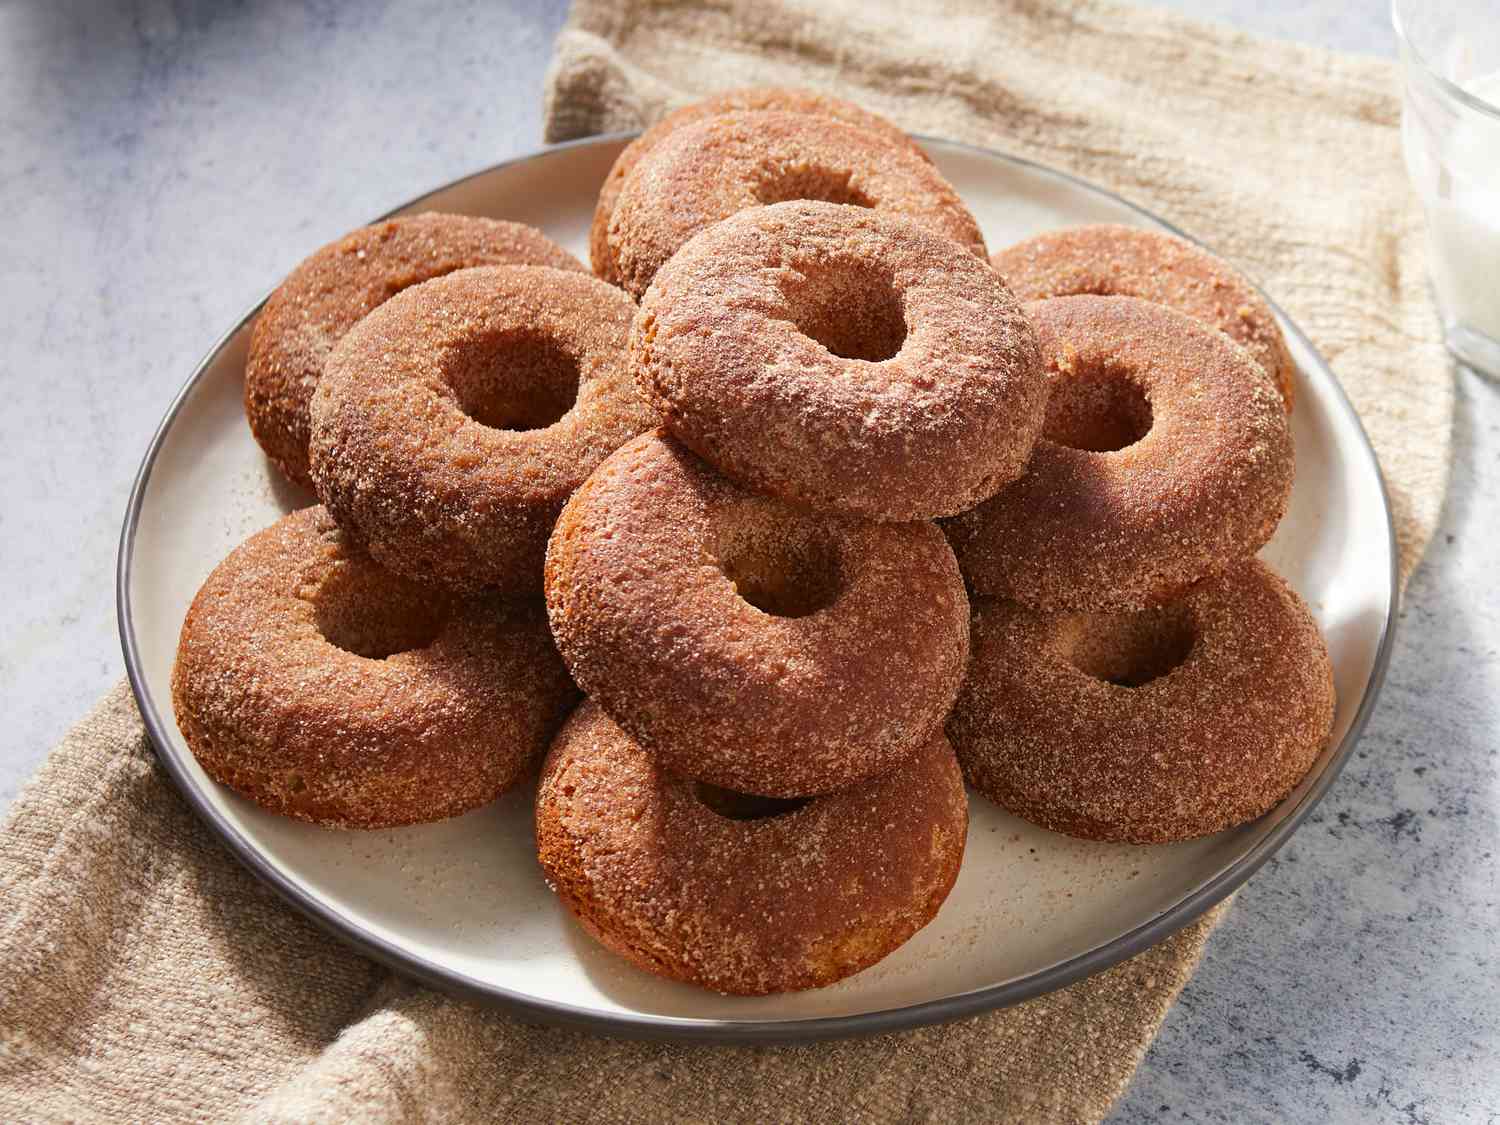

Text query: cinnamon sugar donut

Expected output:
[607,111,985,298]
[544,430,970,797]
[171,506,578,829]
[245,213,584,488]
[991,224,1296,411]
[537,701,968,994]
[634,201,1045,521]
[309,265,659,596]
[944,295,1293,610]
[947,558,1335,844]
[590,87,925,286]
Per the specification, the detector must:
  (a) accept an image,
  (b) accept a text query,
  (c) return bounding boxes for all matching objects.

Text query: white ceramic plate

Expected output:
[119,136,1397,1041]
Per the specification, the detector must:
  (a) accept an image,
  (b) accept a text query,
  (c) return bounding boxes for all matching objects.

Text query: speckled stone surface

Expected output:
[1,1,1494,1121]
[1111,368,1500,1124]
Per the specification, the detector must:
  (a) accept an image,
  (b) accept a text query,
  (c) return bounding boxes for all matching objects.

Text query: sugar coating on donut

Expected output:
[633,201,1044,521]
[309,265,661,596]
[170,506,579,829]
[943,295,1293,610]
[590,86,926,285]
[536,701,968,994]
[245,213,585,489]
[948,558,1335,844]
[991,224,1296,412]
[544,430,970,797]
[608,111,985,299]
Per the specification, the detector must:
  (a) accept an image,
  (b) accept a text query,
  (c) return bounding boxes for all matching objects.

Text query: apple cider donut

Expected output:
[309,265,660,596]
[171,506,578,829]
[245,212,585,488]
[944,295,1293,610]
[536,701,968,994]
[607,110,985,298]
[947,558,1335,844]
[590,86,926,286]
[544,430,970,798]
[991,224,1296,411]
[634,201,1045,521]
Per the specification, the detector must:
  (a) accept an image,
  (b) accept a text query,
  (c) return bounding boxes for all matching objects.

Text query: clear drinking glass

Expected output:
[1394,0,1500,377]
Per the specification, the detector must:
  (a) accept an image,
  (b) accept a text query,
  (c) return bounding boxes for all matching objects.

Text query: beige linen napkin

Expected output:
[0,1,1453,1121]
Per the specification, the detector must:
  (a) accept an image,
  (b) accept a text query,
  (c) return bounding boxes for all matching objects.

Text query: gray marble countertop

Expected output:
[2,1,1494,1120]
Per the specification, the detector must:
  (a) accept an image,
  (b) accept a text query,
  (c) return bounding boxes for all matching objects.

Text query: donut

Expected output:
[991,224,1296,411]
[607,110,985,298]
[947,558,1335,844]
[633,201,1045,521]
[536,701,968,994]
[590,87,926,286]
[544,430,970,797]
[309,265,660,596]
[943,295,1293,610]
[170,506,578,829]
[245,212,585,489]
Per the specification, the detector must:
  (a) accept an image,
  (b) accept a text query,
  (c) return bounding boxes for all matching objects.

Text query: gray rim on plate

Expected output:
[117,133,1400,1043]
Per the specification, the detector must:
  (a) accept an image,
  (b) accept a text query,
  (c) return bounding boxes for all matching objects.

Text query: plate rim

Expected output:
[117,132,1400,1044]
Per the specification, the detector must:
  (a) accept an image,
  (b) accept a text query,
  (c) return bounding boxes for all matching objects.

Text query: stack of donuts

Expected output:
[172,87,1335,997]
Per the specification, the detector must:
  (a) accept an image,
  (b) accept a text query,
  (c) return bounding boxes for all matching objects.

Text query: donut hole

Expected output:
[752,165,877,211]
[711,509,842,618]
[692,781,811,821]
[1044,368,1153,453]
[1065,605,1196,688]
[312,565,451,660]
[447,329,580,432]
[780,260,907,363]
